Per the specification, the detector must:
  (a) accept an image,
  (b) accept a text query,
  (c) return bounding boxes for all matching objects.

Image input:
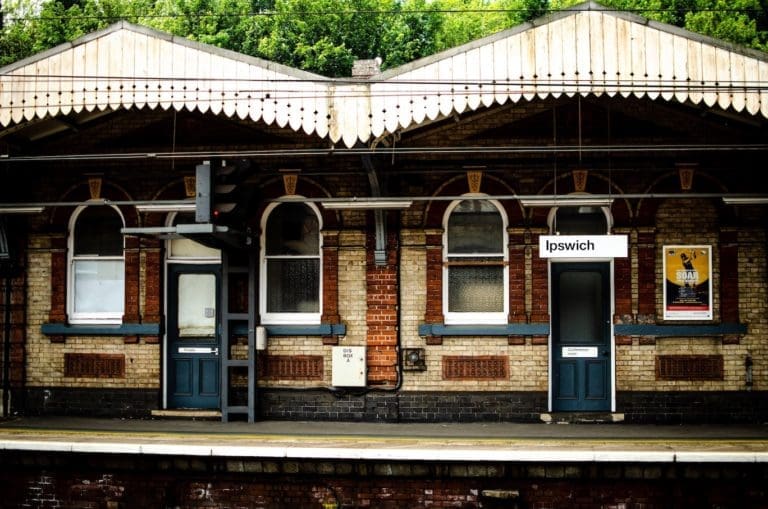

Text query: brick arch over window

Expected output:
[422,175,522,229]
[249,177,340,232]
[527,171,632,228]
[636,171,729,226]
[46,181,141,330]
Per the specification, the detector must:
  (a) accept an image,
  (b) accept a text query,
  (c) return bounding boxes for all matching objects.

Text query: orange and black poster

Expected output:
[663,245,712,320]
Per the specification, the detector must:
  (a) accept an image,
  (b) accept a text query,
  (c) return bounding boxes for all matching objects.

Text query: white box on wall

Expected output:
[331,346,366,387]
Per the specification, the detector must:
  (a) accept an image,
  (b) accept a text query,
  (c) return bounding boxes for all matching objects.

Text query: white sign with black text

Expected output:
[539,235,628,258]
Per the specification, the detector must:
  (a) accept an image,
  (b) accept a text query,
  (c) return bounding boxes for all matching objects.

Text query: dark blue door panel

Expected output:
[555,361,578,400]
[585,360,608,400]
[167,264,221,409]
[552,262,611,412]
[199,358,220,397]
[172,359,193,396]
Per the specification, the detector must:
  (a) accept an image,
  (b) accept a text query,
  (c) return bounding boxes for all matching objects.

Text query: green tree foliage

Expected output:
[684,0,768,51]
[431,0,554,51]
[379,0,442,68]
[146,0,260,50]
[0,0,151,65]
[579,0,768,50]
[247,0,380,75]
[242,0,443,76]
[1,0,767,72]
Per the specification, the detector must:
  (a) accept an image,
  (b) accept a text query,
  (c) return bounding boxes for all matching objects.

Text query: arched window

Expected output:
[443,198,508,324]
[166,212,221,261]
[550,205,609,235]
[68,205,125,324]
[260,202,322,324]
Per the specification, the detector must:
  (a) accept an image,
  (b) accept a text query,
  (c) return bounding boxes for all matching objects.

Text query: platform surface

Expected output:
[2,416,767,463]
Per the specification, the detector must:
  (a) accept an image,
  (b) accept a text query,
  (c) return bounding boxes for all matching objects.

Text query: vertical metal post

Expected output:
[2,276,11,417]
[248,249,257,423]
[220,252,230,422]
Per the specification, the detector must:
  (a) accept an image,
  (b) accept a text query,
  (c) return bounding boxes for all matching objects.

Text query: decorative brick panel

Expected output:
[508,229,526,323]
[321,231,340,324]
[142,244,162,323]
[637,230,656,316]
[719,231,739,324]
[655,355,723,381]
[64,353,126,378]
[48,235,67,324]
[530,234,549,323]
[423,234,443,323]
[123,236,141,323]
[614,255,632,317]
[442,355,508,380]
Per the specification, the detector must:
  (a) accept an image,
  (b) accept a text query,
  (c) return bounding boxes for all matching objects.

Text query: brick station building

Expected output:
[1,1,766,424]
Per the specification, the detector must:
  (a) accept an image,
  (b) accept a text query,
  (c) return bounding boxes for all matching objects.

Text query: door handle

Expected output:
[213,347,219,356]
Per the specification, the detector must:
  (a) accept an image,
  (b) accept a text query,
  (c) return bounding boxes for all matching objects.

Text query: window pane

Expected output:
[169,213,221,258]
[448,266,504,312]
[554,206,607,235]
[177,274,216,337]
[74,206,123,256]
[73,260,125,314]
[266,203,319,255]
[447,200,503,254]
[266,259,319,313]
[558,270,603,343]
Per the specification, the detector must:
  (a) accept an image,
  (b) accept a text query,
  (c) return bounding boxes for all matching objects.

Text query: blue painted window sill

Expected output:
[41,323,160,336]
[231,323,346,336]
[419,323,550,336]
[42,323,347,337]
[419,323,747,337]
[614,323,747,336]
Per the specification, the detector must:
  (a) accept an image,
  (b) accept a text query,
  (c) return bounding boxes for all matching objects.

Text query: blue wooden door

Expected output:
[167,264,221,409]
[552,262,611,412]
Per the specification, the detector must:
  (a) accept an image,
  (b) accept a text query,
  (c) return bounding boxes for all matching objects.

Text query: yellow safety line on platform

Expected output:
[1,427,767,449]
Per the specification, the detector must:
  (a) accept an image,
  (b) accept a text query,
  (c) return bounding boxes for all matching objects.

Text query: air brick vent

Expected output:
[259,355,324,380]
[443,355,508,380]
[656,355,723,381]
[64,353,125,378]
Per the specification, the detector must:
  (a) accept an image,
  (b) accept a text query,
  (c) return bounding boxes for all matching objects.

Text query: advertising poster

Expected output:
[663,245,712,320]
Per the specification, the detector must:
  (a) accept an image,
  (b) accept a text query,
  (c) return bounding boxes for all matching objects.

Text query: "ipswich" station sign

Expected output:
[539,235,628,258]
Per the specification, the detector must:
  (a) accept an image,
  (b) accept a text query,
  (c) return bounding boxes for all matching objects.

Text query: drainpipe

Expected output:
[361,153,387,266]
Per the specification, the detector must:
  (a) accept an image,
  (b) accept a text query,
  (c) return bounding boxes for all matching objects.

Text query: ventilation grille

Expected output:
[656,355,723,381]
[64,353,125,378]
[443,355,508,380]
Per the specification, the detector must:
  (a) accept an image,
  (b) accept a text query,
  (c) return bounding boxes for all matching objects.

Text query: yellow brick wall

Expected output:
[25,234,159,389]
[337,231,367,346]
[616,200,767,392]
[256,229,368,388]
[398,229,549,392]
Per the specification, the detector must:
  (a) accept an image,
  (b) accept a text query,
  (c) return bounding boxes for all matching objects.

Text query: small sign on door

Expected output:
[562,346,598,358]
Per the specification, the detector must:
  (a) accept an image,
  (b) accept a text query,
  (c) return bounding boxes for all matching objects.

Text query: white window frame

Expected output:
[260,200,323,325]
[67,204,125,324]
[442,195,509,325]
[165,211,222,263]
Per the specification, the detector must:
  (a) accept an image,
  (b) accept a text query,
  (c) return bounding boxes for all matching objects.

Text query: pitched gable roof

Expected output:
[2,2,767,148]
[369,1,768,139]
[0,21,333,139]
